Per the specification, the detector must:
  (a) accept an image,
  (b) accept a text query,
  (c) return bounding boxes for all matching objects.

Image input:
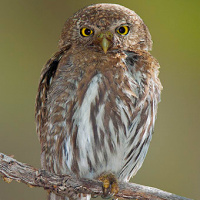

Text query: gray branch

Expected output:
[0,153,192,200]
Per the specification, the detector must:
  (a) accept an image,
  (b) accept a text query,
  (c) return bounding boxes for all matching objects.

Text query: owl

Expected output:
[35,3,162,200]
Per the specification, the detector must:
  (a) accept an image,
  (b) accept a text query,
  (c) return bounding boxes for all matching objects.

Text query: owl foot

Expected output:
[98,173,119,198]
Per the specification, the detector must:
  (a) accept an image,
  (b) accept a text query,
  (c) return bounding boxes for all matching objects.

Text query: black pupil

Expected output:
[85,28,91,35]
[119,27,126,33]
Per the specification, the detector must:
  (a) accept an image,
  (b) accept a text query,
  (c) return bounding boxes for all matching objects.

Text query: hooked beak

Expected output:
[96,32,113,54]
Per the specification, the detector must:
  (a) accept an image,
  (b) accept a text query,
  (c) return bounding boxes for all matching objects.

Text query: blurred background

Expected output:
[0,0,199,199]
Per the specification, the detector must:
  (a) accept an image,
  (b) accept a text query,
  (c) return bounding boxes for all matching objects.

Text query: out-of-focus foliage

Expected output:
[0,0,199,199]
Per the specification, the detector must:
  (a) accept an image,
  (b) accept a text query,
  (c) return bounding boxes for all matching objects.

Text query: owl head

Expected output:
[59,3,152,53]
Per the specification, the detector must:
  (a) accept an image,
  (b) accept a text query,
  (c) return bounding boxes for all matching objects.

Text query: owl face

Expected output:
[59,3,152,53]
[78,22,131,53]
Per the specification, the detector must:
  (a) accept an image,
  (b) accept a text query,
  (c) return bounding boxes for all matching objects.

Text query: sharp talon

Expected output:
[111,182,119,195]
[98,173,119,199]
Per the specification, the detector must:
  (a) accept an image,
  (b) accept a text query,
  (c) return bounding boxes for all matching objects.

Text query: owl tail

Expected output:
[48,192,91,200]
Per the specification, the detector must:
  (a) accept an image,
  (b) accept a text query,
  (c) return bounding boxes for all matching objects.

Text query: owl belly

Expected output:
[62,74,129,180]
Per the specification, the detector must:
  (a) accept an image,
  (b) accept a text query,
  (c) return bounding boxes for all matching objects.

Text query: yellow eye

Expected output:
[117,25,129,35]
[80,27,93,37]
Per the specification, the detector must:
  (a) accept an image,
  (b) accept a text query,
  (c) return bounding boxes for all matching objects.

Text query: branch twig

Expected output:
[0,153,192,200]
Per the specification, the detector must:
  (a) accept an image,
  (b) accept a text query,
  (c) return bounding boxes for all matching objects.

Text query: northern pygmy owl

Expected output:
[35,3,162,200]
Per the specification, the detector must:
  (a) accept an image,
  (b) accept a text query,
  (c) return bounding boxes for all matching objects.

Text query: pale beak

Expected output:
[101,37,110,54]
[96,32,113,54]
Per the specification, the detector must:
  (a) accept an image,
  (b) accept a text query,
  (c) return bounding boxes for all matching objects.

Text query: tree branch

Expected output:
[0,153,191,200]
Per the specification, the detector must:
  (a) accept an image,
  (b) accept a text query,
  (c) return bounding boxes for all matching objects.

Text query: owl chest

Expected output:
[47,68,148,177]
[61,71,142,140]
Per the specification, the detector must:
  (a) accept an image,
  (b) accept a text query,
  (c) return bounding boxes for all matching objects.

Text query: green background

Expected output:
[0,0,199,199]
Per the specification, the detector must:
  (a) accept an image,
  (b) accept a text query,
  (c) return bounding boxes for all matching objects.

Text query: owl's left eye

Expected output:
[80,28,93,37]
[116,25,130,35]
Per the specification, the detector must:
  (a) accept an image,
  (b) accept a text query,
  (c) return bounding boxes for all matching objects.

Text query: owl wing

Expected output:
[119,50,162,181]
[35,45,70,149]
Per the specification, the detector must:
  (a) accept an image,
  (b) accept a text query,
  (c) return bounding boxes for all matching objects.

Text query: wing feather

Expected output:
[119,50,162,181]
[35,45,71,141]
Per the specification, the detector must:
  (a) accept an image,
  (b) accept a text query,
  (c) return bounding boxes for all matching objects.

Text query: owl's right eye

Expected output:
[80,28,93,37]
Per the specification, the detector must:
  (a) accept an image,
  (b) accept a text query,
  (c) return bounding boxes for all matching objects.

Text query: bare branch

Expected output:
[0,153,192,200]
